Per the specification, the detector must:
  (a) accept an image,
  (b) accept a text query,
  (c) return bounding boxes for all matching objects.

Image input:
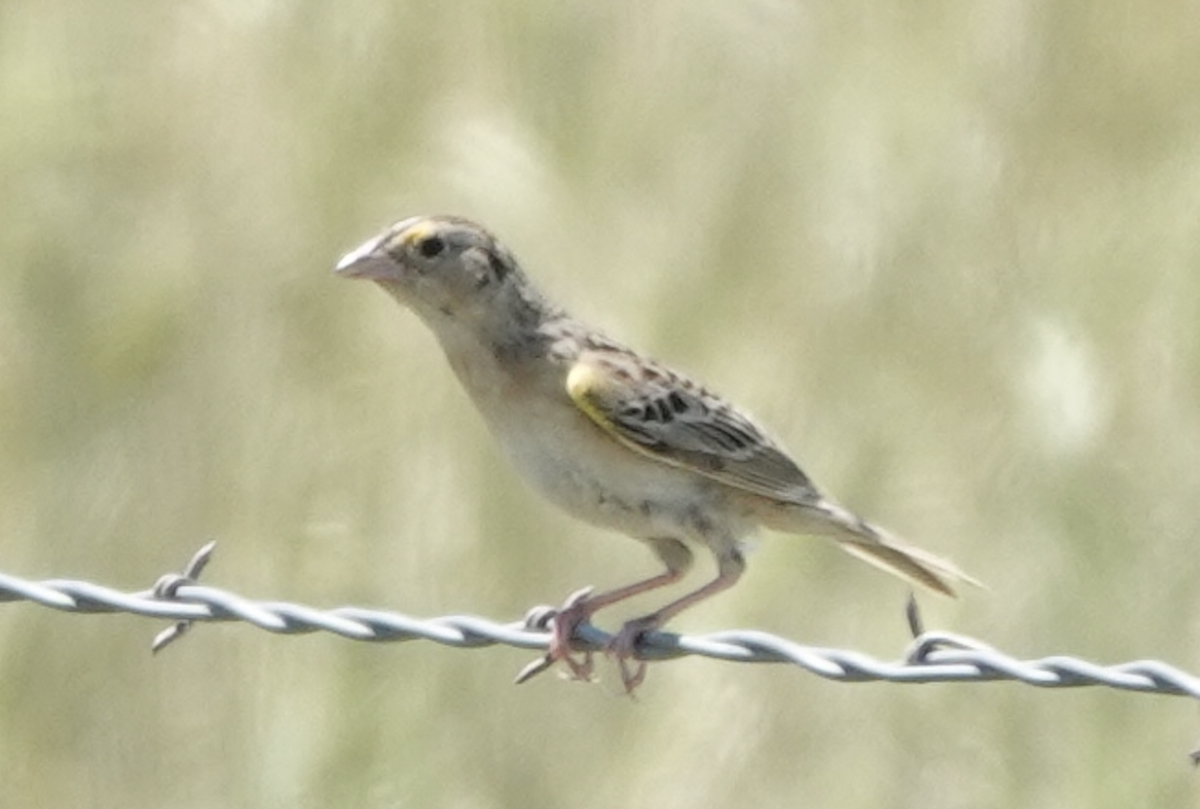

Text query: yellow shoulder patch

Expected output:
[565,360,615,434]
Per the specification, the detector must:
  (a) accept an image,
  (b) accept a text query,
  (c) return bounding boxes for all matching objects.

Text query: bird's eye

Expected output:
[417,236,445,258]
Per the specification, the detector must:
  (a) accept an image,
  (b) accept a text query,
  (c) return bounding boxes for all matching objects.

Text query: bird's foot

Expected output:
[516,587,596,684]
[550,587,598,681]
[606,615,660,694]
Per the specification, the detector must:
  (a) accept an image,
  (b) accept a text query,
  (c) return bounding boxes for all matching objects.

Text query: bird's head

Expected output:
[335,215,537,329]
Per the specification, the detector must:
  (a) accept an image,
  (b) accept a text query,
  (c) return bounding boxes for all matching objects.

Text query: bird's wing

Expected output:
[566,349,820,503]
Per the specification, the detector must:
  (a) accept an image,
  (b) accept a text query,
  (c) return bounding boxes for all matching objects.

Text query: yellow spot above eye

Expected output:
[397,220,437,250]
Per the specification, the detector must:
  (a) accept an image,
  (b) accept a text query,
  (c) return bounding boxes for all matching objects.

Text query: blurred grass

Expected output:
[1,0,1199,806]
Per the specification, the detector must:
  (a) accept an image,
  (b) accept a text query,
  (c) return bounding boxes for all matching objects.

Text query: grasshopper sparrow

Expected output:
[336,214,972,689]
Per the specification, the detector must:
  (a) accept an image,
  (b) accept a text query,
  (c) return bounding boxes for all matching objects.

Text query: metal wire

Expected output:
[2,542,1199,708]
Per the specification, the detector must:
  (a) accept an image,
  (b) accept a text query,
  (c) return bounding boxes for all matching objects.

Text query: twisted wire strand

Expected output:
[0,542,1197,708]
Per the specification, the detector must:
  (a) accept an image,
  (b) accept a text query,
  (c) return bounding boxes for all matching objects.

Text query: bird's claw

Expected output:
[516,587,597,684]
[517,590,660,693]
[607,617,658,693]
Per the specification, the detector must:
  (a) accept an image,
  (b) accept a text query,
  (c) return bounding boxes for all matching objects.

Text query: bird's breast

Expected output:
[444,340,728,539]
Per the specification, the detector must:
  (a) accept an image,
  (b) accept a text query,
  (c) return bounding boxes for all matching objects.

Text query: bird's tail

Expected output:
[788,500,978,597]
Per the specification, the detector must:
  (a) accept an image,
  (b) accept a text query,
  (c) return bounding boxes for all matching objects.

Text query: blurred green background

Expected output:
[1,1,1198,806]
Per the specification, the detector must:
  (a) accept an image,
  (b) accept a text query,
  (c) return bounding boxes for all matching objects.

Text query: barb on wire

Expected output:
[151,539,217,653]
[2,543,1199,721]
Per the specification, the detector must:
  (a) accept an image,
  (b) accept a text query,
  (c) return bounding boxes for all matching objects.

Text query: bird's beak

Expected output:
[334,235,398,281]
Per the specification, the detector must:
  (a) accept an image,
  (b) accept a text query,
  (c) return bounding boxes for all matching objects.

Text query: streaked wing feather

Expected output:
[567,351,818,503]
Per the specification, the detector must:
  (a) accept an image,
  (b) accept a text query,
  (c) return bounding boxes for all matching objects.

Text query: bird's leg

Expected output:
[538,537,693,683]
[513,535,686,681]
[609,547,745,692]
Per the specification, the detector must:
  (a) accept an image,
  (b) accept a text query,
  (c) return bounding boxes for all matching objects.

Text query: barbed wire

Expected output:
[2,542,1199,737]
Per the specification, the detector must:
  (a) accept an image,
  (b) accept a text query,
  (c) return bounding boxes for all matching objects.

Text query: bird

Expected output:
[334,214,974,689]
